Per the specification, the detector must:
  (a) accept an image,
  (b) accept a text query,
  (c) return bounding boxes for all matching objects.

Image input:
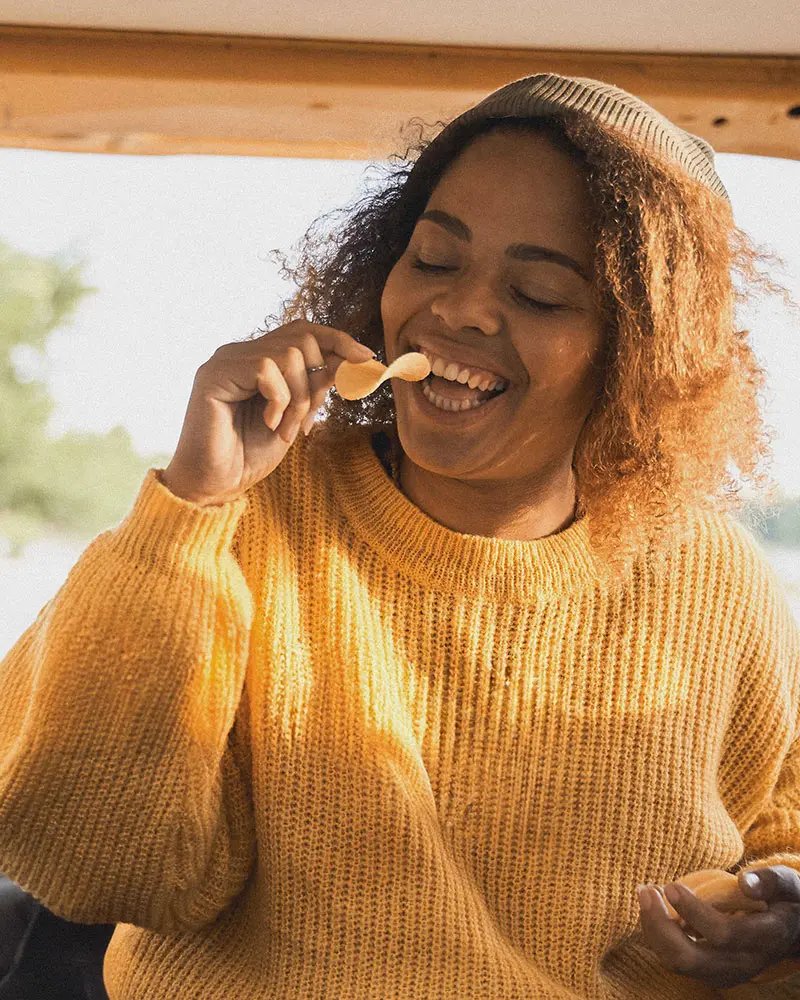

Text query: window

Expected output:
[0,148,798,655]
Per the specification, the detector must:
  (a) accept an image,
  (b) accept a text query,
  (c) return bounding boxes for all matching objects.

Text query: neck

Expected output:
[394,444,579,542]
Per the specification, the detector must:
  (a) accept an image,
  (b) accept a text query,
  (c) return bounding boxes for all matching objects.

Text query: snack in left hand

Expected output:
[334,351,431,400]
[663,869,766,921]
[661,869,797,985]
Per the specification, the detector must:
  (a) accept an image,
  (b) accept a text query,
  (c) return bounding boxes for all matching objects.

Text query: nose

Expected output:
[429,270,502,337]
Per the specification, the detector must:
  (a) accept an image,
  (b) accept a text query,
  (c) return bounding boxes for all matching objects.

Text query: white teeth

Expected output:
[421,381,495,412]
[419,348,507,389]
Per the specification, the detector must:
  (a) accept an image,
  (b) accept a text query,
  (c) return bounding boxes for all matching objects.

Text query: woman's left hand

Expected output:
[637,865,800,988]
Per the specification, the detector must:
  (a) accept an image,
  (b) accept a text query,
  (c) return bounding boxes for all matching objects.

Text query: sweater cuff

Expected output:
[107,468,250,574]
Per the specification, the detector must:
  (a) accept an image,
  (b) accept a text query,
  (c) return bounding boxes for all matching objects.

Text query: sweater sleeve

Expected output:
[736,734,800,884]
[733,734,800,984]
[0,468,257,935]
[726,534,800,981]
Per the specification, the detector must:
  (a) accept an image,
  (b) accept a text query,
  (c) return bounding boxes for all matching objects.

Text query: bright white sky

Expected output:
[1,146,799,494]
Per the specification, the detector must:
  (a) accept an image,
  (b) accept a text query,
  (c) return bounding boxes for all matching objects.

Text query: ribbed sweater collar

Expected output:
[320,430,600,602]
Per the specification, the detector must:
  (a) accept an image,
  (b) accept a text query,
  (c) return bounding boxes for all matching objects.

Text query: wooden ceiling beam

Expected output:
[0,24,798,160]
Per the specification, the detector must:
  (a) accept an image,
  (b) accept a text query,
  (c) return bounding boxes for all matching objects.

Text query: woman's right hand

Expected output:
[160,319,376,506]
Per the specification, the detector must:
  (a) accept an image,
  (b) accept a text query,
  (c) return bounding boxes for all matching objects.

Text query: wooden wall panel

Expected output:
[0,25,798,160]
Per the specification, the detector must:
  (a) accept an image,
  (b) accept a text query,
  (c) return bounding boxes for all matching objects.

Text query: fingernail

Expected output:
[742,872,762,896]
[636,885,651,911]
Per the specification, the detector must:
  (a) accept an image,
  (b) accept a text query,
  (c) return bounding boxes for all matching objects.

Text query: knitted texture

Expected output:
[0,428,799,999]
[414,72,731,204]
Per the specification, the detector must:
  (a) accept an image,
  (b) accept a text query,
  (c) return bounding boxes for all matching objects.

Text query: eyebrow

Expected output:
[417,209,591,283]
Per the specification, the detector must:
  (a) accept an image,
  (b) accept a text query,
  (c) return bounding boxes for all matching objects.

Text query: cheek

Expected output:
[521,335,603,397]
[517,342,569,392]
[381,260,428,331]
[560,349,606,414]
[380,265,406,328]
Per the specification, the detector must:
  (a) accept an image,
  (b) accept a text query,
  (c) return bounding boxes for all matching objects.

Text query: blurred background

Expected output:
[1,145,799,656]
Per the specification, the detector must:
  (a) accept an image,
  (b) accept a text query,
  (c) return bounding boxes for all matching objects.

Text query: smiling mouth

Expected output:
[407,342,511,392]
[419,371,508,398]
[408,361,511,415]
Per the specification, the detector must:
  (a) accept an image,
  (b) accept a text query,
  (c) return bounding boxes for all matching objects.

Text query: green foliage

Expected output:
[0,238,171,559]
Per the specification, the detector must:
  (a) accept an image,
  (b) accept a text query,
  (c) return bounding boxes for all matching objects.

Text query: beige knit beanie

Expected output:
[414,72,731,204]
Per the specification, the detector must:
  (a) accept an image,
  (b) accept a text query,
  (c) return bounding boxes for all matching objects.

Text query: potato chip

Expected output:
[334,352,431,400]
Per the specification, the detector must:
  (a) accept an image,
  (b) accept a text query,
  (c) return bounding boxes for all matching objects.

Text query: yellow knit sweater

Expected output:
[1,428,800,999]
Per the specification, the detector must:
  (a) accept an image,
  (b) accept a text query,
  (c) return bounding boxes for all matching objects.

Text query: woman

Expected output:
[1,73,799,999]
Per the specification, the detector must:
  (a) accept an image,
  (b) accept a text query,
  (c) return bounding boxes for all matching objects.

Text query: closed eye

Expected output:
[410,257,565,313]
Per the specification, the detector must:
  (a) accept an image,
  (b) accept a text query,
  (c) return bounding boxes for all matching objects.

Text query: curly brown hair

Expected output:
[246,109,800,579]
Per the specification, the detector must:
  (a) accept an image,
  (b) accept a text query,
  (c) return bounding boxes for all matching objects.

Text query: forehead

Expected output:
[432,128,591,220]
[425,129,595,254]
